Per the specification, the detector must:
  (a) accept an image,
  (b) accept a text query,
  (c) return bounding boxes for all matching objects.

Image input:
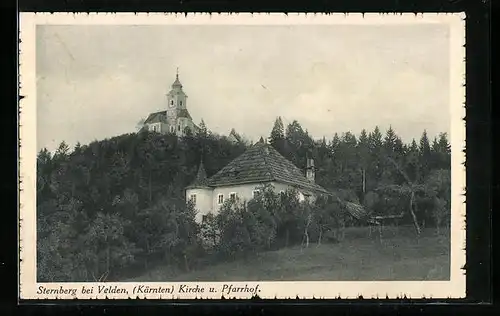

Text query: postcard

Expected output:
[19,12,466,299]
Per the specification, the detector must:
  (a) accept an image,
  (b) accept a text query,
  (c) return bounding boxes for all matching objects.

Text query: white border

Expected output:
[19,12,466,300]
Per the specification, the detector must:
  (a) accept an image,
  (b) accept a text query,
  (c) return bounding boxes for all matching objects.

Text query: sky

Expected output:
[36,23,450,152]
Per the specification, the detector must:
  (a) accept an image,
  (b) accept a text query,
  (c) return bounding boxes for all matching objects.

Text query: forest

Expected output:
[36,118,451,282]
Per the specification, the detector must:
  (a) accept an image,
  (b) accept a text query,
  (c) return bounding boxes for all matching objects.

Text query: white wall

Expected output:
[186,181,319,223]
[145,122,170,134]
[185,187,214,223]
[210,181,297,213]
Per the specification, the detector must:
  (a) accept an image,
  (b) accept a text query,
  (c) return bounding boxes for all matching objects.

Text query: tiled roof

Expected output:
[144,109,193,124]
[206,142,330,194]
[144,111,167,124]
[178,109,192,120]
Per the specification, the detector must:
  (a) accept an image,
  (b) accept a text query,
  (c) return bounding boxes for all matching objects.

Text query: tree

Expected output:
[425,169,451,234]
[419,130,432,180]
[383,157,423,235]
[431,132,451,170]
[383,126,398,157]
[357,129,370,196]
[81,212,137,281]
[285,120,313,168]
[405,139,421,182]
[269,116,285,155]
[135,197,200,271]
[368,126,384,185]
[334,132,359,192]
[37,197,87,281]
[54,141,70,161]
[197,119,208,138]
[380,126,404,185]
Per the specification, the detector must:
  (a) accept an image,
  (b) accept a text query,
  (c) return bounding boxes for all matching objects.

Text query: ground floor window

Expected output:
[217,194,224,204]
[230,192,237,201]
[190,194,196,204]
[252,190,260,199]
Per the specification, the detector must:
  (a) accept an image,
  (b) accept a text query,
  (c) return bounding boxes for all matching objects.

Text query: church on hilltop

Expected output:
[142,70,200,137]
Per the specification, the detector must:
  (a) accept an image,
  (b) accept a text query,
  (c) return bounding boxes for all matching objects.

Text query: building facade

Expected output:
[143,71,199,136]
[185,140,330,223]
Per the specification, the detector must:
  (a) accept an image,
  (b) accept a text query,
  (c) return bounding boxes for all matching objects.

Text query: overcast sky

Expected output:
[36,24,450,152]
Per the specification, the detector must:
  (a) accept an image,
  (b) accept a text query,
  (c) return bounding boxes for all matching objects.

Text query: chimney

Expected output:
[306,158,315,183]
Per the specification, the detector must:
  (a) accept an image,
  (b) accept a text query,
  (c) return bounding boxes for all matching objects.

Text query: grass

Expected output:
[126,226,450,282]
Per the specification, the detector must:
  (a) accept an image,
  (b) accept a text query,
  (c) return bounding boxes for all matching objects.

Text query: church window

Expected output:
[178,125,181,131]
[217,194,224,204]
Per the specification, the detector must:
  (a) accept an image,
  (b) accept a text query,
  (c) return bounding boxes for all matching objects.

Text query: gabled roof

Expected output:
[144,111,167,124]
[178,109,192,120]
[205,142,329,194]
[144,109,193,124]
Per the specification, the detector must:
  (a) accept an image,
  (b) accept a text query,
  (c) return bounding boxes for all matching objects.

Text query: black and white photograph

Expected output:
[19,13,466,299]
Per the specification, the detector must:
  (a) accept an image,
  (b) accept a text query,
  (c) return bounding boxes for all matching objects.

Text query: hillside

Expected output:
[127,226,450,282]
[36,121,451,283]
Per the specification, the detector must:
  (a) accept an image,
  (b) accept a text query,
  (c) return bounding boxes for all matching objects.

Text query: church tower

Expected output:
[142,69,198,136]
[166,68,188,134]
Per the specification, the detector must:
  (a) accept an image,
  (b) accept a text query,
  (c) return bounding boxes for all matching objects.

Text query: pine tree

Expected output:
[285,120,312,168]
[198,119,208,137]
[405,139,420,182]
[419,130,432,180]
[368,126,384,183]
[383,126,398,157]
[269,116,285,155]
[331,133,340,152]
[381,126,402,185]
[54,141,70,161]
[357,129,370,195]
[435,132,451,169]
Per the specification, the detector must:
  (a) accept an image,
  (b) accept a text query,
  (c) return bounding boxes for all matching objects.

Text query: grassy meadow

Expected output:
[126,226,450,282]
